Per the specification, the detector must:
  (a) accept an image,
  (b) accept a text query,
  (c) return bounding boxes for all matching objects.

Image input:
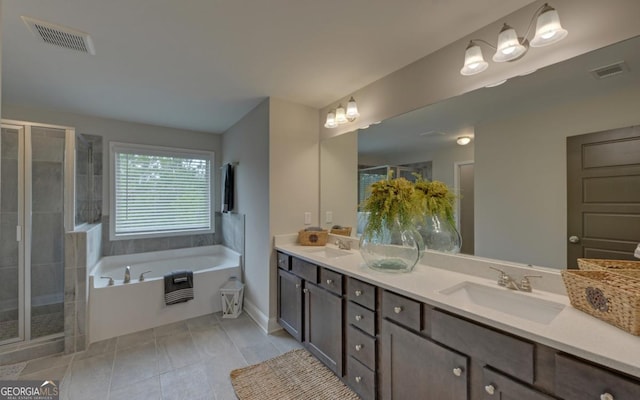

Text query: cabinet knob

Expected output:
[393,306,403,314]
[452,367,462,377]
[600,393,614,400]
[355,376,362,383]
[303,288,309,294]
[355,344,363,351]
[484,385,496,395]
[354,290,362,297]
[326,279,333,285]
[355,314,363,321]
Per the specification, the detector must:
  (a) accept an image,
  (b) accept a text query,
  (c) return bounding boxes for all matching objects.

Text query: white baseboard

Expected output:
[243,299,281,334]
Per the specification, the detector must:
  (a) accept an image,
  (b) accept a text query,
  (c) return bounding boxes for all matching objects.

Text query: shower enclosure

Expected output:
[0,121,74,346]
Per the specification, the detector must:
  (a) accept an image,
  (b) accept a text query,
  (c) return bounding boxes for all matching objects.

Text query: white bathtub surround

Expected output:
[88,245,241,343]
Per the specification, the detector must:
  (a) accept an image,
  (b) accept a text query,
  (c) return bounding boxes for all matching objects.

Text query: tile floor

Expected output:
[0,312,302,400]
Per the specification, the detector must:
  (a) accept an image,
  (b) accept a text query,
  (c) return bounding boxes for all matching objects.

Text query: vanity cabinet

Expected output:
[276,252,640,400]
[276,252,344,376]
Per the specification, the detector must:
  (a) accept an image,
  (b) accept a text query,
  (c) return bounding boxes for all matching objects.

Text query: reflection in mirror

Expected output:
[320,35,640,268]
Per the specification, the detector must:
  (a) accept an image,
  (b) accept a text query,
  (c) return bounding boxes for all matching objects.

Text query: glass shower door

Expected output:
[29,127,66,339]
[0,126,24,344]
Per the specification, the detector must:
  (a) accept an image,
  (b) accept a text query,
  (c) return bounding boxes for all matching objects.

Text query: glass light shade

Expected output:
[456,136,471,145]
[460,43,488,76]
[493,24,527,62]
[335,104,348,124]
[530,6,568,47]
[324,110,338,128]
[346,97,359,121]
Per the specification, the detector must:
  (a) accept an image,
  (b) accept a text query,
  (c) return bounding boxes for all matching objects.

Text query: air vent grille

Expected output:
[590,61,628,80]
[22,16,95,55]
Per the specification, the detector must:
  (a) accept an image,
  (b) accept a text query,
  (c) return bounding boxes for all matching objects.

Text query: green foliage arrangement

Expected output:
[360,175,422,236]
[360,174,458,236]
[414,177,457,225]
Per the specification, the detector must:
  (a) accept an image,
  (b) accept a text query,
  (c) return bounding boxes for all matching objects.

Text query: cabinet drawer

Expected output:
[291,257,318,282]
[347,301,376,336]
[346,277,376,310]
[347,356,376,400]
[482,367,555,400]
[277,252,291,270]
[555,354,640,400]
[381,290,421,331]
[347,325,376,370]
[431,310,534,384]
[319,267,343,295]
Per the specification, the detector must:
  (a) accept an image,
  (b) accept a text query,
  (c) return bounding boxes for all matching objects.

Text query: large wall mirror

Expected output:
[320,35,640,269]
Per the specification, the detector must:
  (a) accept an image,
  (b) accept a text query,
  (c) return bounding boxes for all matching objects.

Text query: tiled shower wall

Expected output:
[75,134,103,225]
[64,223,101,354]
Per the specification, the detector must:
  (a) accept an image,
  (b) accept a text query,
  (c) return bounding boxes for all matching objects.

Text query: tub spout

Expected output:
[124,265,131,284]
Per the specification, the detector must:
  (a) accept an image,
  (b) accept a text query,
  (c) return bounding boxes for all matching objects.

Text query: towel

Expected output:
[222,163,234,213]
[164,271,194,305]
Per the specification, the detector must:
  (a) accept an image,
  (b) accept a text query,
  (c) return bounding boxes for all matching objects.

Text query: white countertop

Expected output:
[275,238,640,379]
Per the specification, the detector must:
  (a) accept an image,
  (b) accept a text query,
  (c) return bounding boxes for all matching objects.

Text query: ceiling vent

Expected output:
[22,16,95,55]
[419,130,446,137]
[590,61,628,80]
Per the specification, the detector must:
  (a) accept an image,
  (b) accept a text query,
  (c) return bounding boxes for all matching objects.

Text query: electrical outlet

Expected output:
[304,212,312,225]
[326,211,333,224]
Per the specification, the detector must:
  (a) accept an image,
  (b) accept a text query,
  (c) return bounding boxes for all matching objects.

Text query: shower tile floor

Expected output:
[0,312,302,400]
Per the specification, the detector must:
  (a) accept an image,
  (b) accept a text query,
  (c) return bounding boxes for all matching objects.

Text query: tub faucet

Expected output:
[124,265,131,284]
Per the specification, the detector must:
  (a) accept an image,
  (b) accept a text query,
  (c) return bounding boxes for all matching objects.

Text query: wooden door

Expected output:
[277,268,303,341]
[304,282,343,376]
[380,320,468,400]
[567,125,640,268]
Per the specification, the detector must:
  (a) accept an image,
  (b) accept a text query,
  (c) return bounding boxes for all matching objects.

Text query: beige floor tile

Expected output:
[19,364,69,382]
[110,342,158,389]
[190,324,236,360]
[108,375,161,400]
[77,337,117,360]
[268,329,304,353]
[160,362,214,400]
[154,321,188,338]
[116,329,154,351]
[65,352,114,400]
[238,342,281,365]
[156,331,201,372]
[185,313,219,331]
[20,353,73,376]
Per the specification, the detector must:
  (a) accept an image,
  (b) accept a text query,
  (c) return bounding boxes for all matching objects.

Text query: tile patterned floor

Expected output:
[0,312,302,400]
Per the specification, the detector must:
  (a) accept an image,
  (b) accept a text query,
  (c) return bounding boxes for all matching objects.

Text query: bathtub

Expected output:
[88,245,241,343]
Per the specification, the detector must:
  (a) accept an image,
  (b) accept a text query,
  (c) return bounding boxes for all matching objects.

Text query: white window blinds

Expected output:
[111,143,214,238]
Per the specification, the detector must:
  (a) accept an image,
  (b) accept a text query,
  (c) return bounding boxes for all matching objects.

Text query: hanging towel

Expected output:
[222,163,235,213]
[164,271,194,305]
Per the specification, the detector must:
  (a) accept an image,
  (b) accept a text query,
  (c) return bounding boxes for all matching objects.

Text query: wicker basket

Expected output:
[330,227,352,236]
[577,258,640,271]
[298,230,328,246]
[561,269,640,335]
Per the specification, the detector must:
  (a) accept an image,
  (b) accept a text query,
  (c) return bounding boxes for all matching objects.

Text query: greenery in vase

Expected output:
[360,175,422,236]
[414,177,457,225]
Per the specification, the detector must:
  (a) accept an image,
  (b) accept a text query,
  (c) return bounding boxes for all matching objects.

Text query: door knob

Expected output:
[569,235,580,243]
[484,384,496,395]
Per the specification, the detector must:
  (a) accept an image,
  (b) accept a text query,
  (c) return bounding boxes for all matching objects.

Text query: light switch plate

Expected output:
[304,212,311,225]
[326,211,333,224]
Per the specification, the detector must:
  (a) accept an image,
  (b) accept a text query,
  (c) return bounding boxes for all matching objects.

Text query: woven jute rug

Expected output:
[230,349,360,399]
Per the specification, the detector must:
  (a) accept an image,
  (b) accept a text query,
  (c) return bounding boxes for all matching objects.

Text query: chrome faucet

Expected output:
[489,267,541,293]
[335,238,351,250]
[124,265,131,284]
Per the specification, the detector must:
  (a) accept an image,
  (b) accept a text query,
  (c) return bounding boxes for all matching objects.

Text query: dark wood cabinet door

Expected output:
[277,268,303,341]
[304,282,343,376]
[380,319,468,400]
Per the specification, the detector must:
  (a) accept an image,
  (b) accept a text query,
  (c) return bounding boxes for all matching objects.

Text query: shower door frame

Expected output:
[1,119,75,346]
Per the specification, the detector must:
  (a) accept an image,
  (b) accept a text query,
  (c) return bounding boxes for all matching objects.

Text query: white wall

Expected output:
[3,104,222,213]
[320,130,358,233]
[222,99,271,327]
[269,98,319,323]
[475,86,640,268]
[320,0,640,140]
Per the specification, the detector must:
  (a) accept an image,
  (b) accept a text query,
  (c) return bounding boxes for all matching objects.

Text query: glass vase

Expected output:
[416,214,462,254]
[359,217,422,273]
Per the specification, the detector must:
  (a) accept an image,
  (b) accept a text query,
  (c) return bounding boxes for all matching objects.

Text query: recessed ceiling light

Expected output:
[456,136,472,145]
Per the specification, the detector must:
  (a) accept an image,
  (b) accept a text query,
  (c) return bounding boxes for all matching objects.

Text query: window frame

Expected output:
[109,141,215,241]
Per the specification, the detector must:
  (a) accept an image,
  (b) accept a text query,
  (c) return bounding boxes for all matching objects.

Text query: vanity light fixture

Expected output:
[324,97,360,128]
[460,3,567,76]
[456,136,472,145]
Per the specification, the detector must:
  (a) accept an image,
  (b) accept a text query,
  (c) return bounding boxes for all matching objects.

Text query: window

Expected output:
[110,142,214,240]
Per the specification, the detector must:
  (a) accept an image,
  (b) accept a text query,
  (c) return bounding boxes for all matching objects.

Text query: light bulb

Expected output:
[531,4,568,47]
[493,24,527,62]
[460,42,488,76]
[346,97,359,121]
[335,104,347,124]
[456,136,472,145]
[324,110,338,128]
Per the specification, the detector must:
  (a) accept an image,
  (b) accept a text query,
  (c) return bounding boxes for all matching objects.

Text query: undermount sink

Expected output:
[440,281,565,325]
[303,247,352,259]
